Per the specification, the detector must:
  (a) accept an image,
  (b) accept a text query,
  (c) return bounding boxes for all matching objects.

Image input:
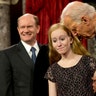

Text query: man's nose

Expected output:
[24,27,29,32]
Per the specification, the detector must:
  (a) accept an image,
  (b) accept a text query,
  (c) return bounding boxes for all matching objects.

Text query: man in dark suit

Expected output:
[0,13,49,96]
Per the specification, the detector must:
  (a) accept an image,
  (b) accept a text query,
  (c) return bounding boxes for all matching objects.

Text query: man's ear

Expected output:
[81,15,90,25]
[37,25,40,34]
[17,27,19,33]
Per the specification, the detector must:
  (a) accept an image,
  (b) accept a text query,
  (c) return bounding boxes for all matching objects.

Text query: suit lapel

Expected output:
[16,42,34,69]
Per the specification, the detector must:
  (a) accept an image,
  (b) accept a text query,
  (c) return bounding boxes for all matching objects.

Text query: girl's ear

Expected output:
[70,37,73,44]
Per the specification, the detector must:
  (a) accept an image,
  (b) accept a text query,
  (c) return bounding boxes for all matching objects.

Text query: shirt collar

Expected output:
[21,40,39,54]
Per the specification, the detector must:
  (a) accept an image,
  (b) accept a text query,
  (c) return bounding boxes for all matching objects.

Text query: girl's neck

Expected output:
[61,50,76,60]
[58,53,82,68]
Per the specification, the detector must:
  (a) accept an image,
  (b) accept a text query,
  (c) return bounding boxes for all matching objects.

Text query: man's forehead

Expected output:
[64,16,78,30]
[18,14,34,22]
[64,16,73,26]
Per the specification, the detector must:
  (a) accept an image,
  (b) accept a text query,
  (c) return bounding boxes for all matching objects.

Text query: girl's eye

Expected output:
[52,39,57,43]
[60,38,65,41]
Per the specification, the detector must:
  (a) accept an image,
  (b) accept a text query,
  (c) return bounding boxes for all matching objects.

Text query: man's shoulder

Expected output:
[0,42,21,53]
[39,44,48,50]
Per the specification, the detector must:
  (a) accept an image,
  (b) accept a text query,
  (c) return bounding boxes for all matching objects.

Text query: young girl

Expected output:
[45,23,96,96]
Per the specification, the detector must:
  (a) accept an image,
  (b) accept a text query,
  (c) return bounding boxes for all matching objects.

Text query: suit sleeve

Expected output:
[0,51,12,96]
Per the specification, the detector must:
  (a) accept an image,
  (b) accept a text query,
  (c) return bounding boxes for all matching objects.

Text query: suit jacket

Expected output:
[0,42,49,96]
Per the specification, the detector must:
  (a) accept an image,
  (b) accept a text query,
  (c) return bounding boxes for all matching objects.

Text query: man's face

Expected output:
[76,14,96,38]
[17,15,40,45]
[64,15,96,38]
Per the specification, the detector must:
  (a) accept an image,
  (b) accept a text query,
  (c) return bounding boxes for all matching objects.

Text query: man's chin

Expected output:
[23,39,31,43]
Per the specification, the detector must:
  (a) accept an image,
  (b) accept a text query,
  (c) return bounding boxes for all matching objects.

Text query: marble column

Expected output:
[22,0,26,14]
[0,0,19,50]
[0,0,10,50]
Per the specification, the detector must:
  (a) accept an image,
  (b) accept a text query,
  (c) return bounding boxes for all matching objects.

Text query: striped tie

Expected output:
[30,47,36,63]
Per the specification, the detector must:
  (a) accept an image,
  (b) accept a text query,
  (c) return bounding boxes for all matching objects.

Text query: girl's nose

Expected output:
[57,41,62,46]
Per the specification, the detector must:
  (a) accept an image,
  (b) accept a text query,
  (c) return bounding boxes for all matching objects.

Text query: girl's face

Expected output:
[51,28,73,55]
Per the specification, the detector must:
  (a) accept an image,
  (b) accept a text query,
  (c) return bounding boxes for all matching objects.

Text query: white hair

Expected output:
[60,1,96,24]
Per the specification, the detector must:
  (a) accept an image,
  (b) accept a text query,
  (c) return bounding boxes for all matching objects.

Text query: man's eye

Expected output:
[28,26,33,28]
[20,26,25,29]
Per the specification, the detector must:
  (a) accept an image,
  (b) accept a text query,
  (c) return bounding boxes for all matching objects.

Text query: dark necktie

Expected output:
[30,47,36,63]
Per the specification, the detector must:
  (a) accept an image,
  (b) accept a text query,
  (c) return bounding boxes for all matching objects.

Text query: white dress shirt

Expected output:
[21,40,40,58]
